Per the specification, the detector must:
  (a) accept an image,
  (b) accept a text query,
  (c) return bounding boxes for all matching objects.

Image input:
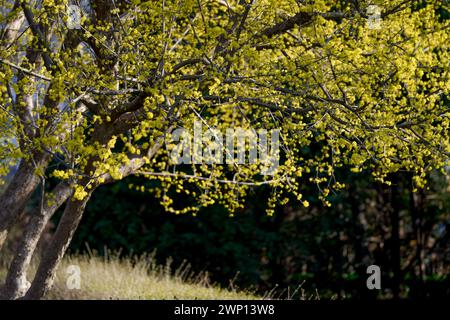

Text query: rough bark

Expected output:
[1,8,25,48]
[0,155,49,251]
[24,191,93,300]
[2,182,72,300]
[0,3,51,252]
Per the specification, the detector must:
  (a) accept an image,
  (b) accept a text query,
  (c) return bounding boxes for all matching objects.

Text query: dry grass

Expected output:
[1,251,259,300]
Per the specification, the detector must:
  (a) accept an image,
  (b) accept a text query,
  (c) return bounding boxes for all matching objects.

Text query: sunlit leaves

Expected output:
[0,0,448,211]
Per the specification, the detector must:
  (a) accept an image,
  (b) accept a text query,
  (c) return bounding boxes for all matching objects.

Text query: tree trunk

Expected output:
[1,2,24,48]
[2,182,72,300]
[390,176,402,299]
[24,191,93,300]
[0,155,49,251]
[349,183,372,299]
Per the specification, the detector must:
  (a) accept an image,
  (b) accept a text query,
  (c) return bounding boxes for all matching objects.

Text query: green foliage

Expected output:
[69,169,450,298]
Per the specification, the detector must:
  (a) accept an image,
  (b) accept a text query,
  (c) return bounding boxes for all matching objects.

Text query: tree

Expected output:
[0,0,448,299]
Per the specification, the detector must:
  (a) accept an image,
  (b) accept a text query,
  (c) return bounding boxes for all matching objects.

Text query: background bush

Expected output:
[64,169,450,299]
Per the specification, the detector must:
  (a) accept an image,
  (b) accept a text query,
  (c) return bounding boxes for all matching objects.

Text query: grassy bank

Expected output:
[1,252,259,300]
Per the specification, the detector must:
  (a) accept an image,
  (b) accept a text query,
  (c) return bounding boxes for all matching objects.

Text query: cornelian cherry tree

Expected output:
[0,0,448,299]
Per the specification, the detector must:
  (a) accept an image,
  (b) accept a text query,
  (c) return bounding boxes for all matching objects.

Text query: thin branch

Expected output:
[136,171,286,186]
[0,58,51,81]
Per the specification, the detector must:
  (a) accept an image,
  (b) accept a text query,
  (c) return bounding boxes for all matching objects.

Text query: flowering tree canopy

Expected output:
[0,0,448,299]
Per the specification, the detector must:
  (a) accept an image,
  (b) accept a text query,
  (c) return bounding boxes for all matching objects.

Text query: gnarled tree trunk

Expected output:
[2,182,72,299]
[0,155,49,251]
[24,190,93,300]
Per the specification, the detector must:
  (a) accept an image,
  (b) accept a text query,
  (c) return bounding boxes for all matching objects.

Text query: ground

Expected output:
[0,253,258,300]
